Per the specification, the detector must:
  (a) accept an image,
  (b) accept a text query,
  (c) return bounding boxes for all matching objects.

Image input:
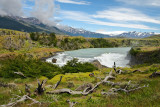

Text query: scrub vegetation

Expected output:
[0,29,160,107]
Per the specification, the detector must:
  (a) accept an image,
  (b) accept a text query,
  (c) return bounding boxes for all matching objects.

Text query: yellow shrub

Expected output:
[39,76,48,81]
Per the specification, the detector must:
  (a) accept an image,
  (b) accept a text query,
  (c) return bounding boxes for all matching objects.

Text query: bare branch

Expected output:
[47,71,116,96]
[1,95,41,107]
[35,79,47,95]
[54,76,63,89]
[25,84,31,96]
[14,72,26,78]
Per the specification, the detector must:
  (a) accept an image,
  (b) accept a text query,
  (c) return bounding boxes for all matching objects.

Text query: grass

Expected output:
[0,64,160,106]
[1,28,160,106]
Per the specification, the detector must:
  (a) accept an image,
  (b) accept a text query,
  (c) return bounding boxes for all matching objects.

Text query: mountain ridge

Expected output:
[114,31,155,38]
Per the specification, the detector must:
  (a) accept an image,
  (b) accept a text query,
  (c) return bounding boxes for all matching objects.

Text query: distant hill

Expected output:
[0,15,111,38]
[146,34,160,39]
[0,16,63,34]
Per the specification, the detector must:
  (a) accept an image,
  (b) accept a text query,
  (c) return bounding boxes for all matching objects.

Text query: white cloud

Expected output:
[96,29,126,35]
[56,0,90,5]
[117,0,160,6]
[0,0,23,16]
[32,0,58,26]
[92,8,160,24]
[61,10,158,30]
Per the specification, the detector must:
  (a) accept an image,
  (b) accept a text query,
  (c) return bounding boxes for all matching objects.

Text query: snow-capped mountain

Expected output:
[56,25,110,38]
[115,31,155,38]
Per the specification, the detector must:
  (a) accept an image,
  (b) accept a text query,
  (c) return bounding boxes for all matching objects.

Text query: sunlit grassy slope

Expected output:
[0,64,160,107]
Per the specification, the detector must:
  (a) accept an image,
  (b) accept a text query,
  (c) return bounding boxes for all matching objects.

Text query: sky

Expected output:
[0,0,160,34]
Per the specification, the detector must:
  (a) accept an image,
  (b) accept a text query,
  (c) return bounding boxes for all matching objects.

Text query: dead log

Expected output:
[25,84,31,96]
[34,79,47,95]
[14,72,26,78]
[149,72,160,78]
[66,100,78,107]
[0,95,41,107]
[54,76,63,89]
[89,73,102,81]
[75,83,93,91]
[132,70,142,73]
[46,88,82,95]
[109,84,148,94]
[0,82,17,88]
[47,71,115,96]
[101,91,118,97]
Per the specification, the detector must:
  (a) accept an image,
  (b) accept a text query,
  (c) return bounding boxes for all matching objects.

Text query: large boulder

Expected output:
[91,60,107,69]
[52,58,57,63]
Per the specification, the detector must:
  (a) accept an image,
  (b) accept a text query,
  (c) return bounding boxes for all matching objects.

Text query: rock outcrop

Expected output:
[91,60,107,69]
[52,58,57,63]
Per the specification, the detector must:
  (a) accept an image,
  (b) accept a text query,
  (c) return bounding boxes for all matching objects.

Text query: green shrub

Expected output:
[130,48,139,56]
[62,58,97,73]
[0,56,62,79]
[30,32,40,41]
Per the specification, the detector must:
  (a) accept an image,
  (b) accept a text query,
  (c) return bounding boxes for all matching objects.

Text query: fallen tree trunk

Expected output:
[108,84,148,94]
[0,82,16,88]
[1,95,41,107]
[14,72,26,78]
[149,72,160,78]
[25,84,31,96]
[47,71,115,95]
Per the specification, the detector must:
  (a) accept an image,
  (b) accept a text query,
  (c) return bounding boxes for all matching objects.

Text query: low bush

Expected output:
[0,55,62,79]
[62,58,97,73]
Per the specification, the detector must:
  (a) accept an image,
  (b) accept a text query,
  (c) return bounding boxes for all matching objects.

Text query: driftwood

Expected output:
[14,72,26,78]
[149,72,160,78]
[0,82,16,88]
[66,100,78,107]
[34,79,47,95]
[54,76,63,89]
[1,95,41,107]
[109,84,148,94]
[101,84,148,97]
[101,91,118,97]
[25,84,31,96]
[47,71,115,95]
[75,83,93,91]
[89,73,102,81]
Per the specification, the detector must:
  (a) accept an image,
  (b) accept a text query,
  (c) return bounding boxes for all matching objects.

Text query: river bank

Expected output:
[129,47,160,65]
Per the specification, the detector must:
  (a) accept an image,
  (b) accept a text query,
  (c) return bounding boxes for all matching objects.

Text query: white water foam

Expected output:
[94,53,129,67]
[46,52,130,67]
